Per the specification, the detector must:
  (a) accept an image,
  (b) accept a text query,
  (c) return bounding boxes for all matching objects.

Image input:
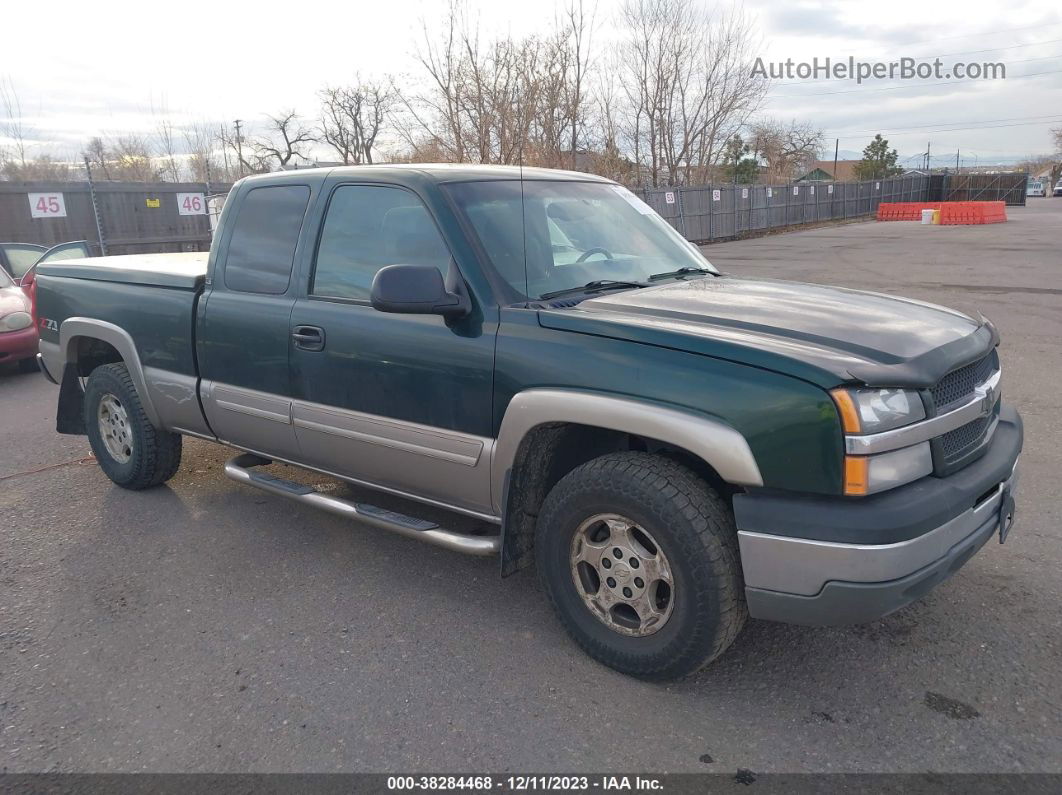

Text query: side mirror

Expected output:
[370,264,470,319]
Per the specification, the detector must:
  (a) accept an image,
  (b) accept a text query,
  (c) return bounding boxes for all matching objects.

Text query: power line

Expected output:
[828,119,1062,141]
[825,20,1062,54]
[825,113,1062,136]
[767,68,1062,99]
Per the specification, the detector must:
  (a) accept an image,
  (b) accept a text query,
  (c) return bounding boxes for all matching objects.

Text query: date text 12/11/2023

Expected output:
[386,775,664,791]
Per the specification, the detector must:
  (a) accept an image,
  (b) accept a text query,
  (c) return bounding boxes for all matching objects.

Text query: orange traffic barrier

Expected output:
[878,201,1006,225]
[876,202,941,221]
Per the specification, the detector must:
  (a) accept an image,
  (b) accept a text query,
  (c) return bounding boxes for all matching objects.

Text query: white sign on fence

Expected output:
[741,187,748,199]
[875,182,880,190]
[664,191,675,205]
[810,186,815,195]
[766,187,772,198]
[828,184,834,194]
[28,192,67,219]
[177,192,207,216]
[793,186,799,195]
[712,189,721,201]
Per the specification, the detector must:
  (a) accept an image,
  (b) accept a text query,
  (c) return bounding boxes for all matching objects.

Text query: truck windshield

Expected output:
[445,180,717,301]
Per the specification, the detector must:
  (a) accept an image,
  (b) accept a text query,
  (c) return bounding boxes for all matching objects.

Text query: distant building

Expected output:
[794,159,861,182]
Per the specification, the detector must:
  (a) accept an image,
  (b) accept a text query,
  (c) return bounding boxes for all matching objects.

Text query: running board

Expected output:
[223,453,500,556]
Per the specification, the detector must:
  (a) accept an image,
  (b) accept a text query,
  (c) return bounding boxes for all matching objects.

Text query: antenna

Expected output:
[518,92,528,299]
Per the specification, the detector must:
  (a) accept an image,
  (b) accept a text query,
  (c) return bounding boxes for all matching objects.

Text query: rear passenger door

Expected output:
[288,182,496,515]
[198,183,313,460]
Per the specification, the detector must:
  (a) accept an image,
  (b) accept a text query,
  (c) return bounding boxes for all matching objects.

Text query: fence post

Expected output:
[83,157,108,256]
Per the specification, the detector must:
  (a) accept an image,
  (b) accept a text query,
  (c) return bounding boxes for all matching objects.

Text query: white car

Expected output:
[1054,180,1062,197]
[1027,180,1045,197]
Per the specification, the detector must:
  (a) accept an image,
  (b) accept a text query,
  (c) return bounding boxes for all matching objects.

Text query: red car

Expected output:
[1,241,92,373]
[0,266,37,372]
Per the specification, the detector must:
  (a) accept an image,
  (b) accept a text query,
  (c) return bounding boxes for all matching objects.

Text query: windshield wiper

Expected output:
[539,280,647,300]
[647,266,716,281]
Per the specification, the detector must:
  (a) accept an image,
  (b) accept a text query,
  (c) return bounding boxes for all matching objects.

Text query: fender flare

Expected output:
[58,317,161,428]
[489,389,763,514]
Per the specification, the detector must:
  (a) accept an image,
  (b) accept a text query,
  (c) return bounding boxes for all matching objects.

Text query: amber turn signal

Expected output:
[830,388,862,434]
[844,456,869,496]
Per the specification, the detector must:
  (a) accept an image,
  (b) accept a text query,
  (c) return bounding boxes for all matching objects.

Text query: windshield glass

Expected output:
[445,180,716,300]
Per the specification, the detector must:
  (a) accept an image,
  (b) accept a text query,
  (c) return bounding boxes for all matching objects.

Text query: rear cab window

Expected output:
[223,185,311,294]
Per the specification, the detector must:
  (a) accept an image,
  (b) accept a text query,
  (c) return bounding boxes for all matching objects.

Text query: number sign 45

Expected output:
[29,193,67,218]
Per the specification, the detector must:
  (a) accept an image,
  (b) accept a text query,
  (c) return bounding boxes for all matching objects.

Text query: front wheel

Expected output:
[83,363,182,489]
[536,452,746,680]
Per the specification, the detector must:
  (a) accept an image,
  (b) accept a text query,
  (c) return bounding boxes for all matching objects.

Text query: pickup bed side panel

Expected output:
[36,275,211,437]
[493,309,843,496]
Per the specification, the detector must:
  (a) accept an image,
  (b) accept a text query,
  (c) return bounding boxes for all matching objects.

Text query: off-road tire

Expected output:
[536,452,746,680]
[83,363,182,489]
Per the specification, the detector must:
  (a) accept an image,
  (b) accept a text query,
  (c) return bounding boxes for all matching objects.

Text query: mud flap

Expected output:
[56,364,86,435]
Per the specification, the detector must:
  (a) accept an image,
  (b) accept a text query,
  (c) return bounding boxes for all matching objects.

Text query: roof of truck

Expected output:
[240,163,615,185]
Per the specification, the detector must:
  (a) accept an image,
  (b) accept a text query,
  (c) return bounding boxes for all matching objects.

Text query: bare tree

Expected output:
[2,154,76,181]
[0,76,33,167]
[319,77,396,164]
[254,111,316,169]
[395,0,595,169]
[1049,126,1062,193]
[108,134,161,181]
[617,0,766,186]
[749,118,824,182]
[84,136,112,180]
[155,117,183,182]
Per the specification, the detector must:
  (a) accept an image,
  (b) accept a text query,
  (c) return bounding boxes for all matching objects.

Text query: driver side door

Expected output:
[288,182,497,515]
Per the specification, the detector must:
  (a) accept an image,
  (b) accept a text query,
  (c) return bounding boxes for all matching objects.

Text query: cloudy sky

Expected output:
[3,0,1060,166]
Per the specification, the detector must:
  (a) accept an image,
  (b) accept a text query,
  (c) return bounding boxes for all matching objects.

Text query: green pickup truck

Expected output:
[35,165,1022,679]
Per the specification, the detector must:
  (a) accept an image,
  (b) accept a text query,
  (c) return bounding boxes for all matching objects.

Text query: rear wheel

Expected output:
[17,357,38,374]
[536,452,746,680]
[83,363,182,489]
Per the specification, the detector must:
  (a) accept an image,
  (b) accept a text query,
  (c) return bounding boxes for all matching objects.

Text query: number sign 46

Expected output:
[177,193,206,216]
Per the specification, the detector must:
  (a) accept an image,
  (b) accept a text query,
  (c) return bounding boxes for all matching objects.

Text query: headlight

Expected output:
[831,387,926,434]
[831,387,931,496]
[843,442,933,496]
[1,311,32,331]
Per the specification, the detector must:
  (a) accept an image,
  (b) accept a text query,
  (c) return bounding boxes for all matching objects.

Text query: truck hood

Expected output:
[538,276,997,388]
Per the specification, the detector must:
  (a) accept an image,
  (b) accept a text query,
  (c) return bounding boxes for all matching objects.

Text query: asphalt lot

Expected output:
[1,200,1060,774]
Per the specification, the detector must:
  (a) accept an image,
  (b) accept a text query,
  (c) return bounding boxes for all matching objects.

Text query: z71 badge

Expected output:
[38,317,58,332]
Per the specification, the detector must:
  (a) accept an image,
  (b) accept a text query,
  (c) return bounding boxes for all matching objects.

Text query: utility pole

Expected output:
[924,141,931,171]
[955,149,960,172]
[832,138,839,179]
[234,119,245,178]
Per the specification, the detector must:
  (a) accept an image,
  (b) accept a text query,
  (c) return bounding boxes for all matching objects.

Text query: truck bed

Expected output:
[36,252,208,379]
[36,252,208,290]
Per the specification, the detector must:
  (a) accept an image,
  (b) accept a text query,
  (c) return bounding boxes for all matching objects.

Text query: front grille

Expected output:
[931,350,997,411]
[940,414,992,464]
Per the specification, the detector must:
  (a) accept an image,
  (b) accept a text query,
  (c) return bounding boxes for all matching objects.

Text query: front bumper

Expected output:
[734,404,1023,626]
[0,325,39,363]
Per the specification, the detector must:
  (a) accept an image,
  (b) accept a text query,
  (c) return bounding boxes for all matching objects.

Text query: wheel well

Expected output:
[55,337,125,436]
[72,337,123,376]
[499,422,735,576]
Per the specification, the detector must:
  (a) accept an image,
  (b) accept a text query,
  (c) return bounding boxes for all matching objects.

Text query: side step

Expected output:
[223,453,500,557]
